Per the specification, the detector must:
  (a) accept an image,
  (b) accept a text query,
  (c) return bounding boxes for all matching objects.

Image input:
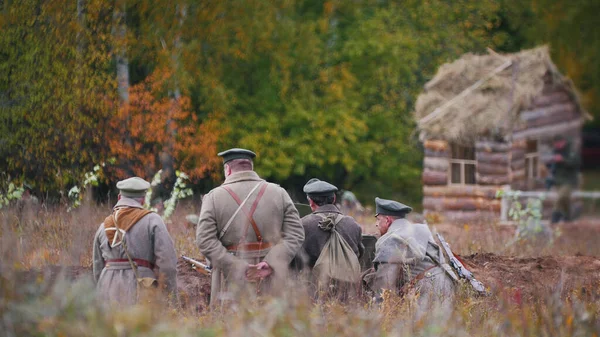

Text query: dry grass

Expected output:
[1,200,599,336]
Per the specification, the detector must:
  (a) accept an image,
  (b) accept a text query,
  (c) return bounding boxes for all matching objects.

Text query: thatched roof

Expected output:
[414,46,586,143]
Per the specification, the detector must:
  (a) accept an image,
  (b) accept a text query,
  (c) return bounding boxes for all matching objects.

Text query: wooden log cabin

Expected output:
[414,47,590,222]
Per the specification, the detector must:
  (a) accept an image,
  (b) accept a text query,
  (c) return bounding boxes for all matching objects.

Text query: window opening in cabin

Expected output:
[525,140,539,183]
[449,143,476,185]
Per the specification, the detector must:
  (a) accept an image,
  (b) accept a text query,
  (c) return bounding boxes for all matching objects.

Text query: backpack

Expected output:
[313,213,361,285]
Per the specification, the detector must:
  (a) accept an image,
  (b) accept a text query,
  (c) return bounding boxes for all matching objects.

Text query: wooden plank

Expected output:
[422,170,447,185]
[475,141,511,153]
[476,152,510,165]
[526,110,578,129]
[423,157,449,172]
[531,91,570,108]
[424,140,449,152]
[477,162,509,175]
[511,140,526,149]
[434,210,499,223]
[512,148,525,161]
[511,158,526,170]
[511,168,526,181]
[423,185,501,198]
[424,148,449,158]
[423,197,501,211]
[520,102,575,121]
[476,174,510,185]
[513,118,584,140]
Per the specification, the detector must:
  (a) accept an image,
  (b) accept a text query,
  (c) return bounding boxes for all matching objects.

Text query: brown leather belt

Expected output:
[226,241,272,251]
[106,258,155,269]
[399,265,438,296]
[413,265,438,282]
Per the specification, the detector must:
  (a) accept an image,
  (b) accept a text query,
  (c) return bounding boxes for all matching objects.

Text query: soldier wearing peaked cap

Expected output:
[92,177,178,307]
[363,197,457,317]
[196,148,304,307]
[296,178,364,300]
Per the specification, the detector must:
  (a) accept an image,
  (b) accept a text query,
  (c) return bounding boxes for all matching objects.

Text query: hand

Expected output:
[246,261,272,281]
[553,154,564,162]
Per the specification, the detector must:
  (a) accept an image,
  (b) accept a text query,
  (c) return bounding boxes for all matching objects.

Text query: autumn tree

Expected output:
[0,0,115,193]
[107,67,223,184]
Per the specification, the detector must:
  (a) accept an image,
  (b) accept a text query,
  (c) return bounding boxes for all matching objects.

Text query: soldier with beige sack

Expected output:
[92,177,178,307]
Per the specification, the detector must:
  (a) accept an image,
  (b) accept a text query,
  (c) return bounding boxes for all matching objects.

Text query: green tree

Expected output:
[0,0,115,193]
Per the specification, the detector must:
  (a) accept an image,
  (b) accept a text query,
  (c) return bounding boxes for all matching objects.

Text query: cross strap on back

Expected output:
[221,181,269,243]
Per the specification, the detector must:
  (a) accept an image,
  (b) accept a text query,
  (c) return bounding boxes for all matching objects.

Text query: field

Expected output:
[1,200,599,336]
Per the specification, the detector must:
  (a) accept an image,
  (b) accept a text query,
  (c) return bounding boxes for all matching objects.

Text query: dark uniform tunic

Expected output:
[300,204,364,269]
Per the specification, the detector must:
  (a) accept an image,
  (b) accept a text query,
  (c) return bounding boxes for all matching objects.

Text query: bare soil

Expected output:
[464,253,600,303]
[13,219,600,308]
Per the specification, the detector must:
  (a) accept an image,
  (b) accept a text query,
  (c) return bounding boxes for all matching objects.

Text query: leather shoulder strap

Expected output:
[222,181,268,242]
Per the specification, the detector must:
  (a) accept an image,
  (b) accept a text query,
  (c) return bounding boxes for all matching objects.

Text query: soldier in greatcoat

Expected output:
[196,148,304,307]
[297,178,364,299]
[363,197,457,316]
[92,177,178,306]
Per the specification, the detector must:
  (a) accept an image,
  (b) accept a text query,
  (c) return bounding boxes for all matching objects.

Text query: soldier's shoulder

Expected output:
[265,181,284,190]
[265,181,290,197]
[340,215,363,229]
[144,211,166,224]
[95,222,106,237]
[301,213,320,226]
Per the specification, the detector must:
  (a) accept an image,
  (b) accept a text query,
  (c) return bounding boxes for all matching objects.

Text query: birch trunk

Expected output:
[160,4,187,189]
[112,0,134,175]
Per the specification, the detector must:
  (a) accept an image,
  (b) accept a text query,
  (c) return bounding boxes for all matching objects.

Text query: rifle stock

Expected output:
[182,255,212,276]
[436,233,487,295]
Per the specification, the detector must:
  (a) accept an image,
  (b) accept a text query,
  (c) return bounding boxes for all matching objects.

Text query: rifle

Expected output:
[181,255,212,276]
[436,233,487,295]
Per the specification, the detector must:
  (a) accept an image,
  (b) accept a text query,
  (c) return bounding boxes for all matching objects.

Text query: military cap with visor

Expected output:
[218,148,256,164]
[303,178,338,197]
[116,177,151,198]
[375,197,412,217]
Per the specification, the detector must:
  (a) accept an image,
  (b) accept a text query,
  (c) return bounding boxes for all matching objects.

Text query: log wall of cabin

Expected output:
[514,76,583,191]
[513,78,583,144]
[421,74,584,223]
[475,140,512,186]
[511,140,527,190]
[422,140,449,186]
[422,140,503,221]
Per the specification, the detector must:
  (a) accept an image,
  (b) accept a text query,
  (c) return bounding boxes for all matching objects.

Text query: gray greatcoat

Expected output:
[92,197,178,306]
[196,171,304,306]
[300,204,364,269]
[364,219,456,314]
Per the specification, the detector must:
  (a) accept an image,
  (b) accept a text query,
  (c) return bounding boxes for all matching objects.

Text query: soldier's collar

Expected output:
[113,197,144,210]
[389,218,411,230]
[222,171,263,185]
[313,204,341,214]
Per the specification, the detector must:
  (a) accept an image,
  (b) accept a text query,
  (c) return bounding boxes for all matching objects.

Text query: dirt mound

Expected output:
[176,258,211,311]
[13,254,600,307]
[462,253,600,302]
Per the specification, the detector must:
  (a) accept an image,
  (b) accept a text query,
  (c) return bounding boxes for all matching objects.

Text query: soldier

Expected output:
[549,135,580,223]
[196,148,304,307]
[92,177,178,306]
[300,178,364,269]
[298,178,364,299]
[363,197,457,316]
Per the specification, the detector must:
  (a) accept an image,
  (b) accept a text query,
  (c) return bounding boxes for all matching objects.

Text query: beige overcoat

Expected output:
[92,197,178,306]
[196,171,304,306]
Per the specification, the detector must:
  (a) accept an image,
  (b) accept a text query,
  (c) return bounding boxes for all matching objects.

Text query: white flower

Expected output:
[68,186,80,199]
